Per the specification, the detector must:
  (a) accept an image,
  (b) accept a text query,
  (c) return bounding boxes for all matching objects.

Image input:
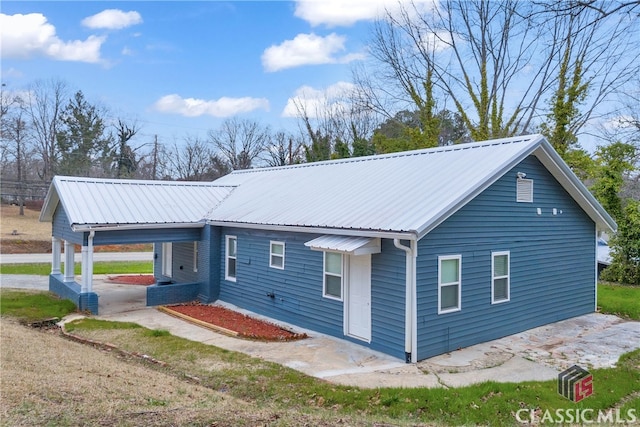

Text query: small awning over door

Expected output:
[305,235,381,255]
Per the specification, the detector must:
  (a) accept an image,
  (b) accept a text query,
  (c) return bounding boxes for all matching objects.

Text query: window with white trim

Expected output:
[492,251,510,303]
[162,242,172,277]
[516,178,533,202]
[269,241,285,269]
[438,255,461,314]
[323,251,343,300]
[193,241,199,273]
[225,236,237,282]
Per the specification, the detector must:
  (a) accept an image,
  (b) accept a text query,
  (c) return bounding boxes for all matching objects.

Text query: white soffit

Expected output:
[305,235,381,255]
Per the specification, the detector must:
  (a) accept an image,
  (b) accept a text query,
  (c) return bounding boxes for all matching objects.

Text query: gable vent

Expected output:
[517,178,533,203]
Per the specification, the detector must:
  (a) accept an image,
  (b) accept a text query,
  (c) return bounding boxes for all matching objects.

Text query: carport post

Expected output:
[80,231,95,293]
[64,240,75,282]
[51,237,61,275]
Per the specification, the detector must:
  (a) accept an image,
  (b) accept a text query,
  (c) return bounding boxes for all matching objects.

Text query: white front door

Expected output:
[347,254,371,341]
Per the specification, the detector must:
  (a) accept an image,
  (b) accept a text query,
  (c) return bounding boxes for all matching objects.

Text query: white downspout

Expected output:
[394,238,417,363]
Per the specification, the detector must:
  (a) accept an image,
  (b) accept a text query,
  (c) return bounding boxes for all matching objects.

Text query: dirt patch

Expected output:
[1,205,153,254]
[1,318,347,426]
[164,302,308,342]
[107,275,156,285]
[0,239,152,254]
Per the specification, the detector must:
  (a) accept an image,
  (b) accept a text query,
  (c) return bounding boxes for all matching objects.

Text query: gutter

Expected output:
[72,222,205,232]
[206,220,416,241]
[394,238,418,363]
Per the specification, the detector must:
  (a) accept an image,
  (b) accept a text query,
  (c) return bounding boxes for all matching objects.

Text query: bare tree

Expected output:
[358,0,640,142]
[208,118,269,170]
[0,89,32,214]
[168,136,230,181]
[292,88,377,161]
[26,78,68,182]
[264,131,304,167]
[112,118,141,178]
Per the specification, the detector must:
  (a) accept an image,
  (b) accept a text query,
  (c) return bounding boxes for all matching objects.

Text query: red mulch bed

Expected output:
[166,302,308,342]
[106,275,156,286]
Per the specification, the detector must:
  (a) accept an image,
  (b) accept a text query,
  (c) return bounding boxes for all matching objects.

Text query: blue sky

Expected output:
[1,1,396,145]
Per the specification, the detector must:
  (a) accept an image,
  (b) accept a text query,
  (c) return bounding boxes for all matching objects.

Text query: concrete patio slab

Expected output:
[2,274,639,389]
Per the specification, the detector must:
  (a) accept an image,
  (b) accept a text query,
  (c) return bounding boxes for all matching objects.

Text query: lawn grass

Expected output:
[598,282,640,320]
[0,261,152,275]
[0,289,77,322]
[3,288,639,426]
[63,317,640,426]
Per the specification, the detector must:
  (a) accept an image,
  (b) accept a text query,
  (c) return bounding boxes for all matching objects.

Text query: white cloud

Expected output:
[82,9,142,30]
[152,94,270,118]
[282,81,356,118]
[602,115,637,130]
[262,33,364,72]
[294,0,437,27]
[0,13,104,63]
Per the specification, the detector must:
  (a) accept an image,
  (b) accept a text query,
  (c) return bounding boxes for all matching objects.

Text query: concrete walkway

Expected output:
[1,274,639,389]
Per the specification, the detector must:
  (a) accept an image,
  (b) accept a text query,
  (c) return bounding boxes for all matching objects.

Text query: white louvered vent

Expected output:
[516,178,533,203]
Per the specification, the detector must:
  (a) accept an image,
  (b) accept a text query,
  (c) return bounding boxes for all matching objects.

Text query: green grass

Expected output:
[0,289,77,322]
[3,288,639,426]
[0,261,152,276]
[63,317,640,426]
[598,283,640,320]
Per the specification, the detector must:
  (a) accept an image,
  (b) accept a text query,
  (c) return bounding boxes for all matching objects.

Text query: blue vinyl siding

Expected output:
[216,228,407,357]
[52,205,82,244]
[416,156,596,360]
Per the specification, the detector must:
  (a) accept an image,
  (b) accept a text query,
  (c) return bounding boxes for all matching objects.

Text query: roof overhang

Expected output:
[305,235,381,255]
[71,222,205,232]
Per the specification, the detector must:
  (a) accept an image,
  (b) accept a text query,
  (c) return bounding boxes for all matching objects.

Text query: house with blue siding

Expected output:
[40,134,616,362]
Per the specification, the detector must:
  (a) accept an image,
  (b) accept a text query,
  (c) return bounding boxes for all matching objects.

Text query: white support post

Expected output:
[51,237,61,275]
[80,231,95,293]
[64,240,75,282]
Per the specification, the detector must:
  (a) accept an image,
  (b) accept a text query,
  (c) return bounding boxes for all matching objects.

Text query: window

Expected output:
[438,255,461,314]
[162,242,172,277]
[323,251,343,300]
[193,242,199,273]
[492,251,510,303]
[516,177,533,202]
[270,241,285,269]
[225,236,237,281]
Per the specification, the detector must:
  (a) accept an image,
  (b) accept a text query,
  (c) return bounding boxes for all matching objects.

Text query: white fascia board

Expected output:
[415,140,540,240]
[71,222,205,232]
[205,220,418,240]
[533,144,617,233]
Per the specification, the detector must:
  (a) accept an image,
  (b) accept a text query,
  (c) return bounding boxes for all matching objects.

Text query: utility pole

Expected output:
[152,135,158,180]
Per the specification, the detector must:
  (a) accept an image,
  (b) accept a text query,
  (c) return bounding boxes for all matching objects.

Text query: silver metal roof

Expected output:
[40,176,233,230]
[40,135,617,237]
[208,134,616,237]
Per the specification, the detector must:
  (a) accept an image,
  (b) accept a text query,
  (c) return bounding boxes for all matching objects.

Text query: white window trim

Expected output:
[162,242,172,278]
[491,251,510,304]
[323,251,343,301]
[193,241,199,273]
[438,255,462,314]
[269,240,285,270]
[225,235,237,282]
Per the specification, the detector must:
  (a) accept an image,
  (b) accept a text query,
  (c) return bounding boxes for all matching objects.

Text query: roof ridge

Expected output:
[228,134,543,175]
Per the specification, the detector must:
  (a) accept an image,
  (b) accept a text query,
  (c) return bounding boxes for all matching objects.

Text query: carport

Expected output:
[39,176,233,314]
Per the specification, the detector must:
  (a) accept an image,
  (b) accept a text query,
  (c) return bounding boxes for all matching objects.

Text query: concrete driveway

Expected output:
[2,273,639,389]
